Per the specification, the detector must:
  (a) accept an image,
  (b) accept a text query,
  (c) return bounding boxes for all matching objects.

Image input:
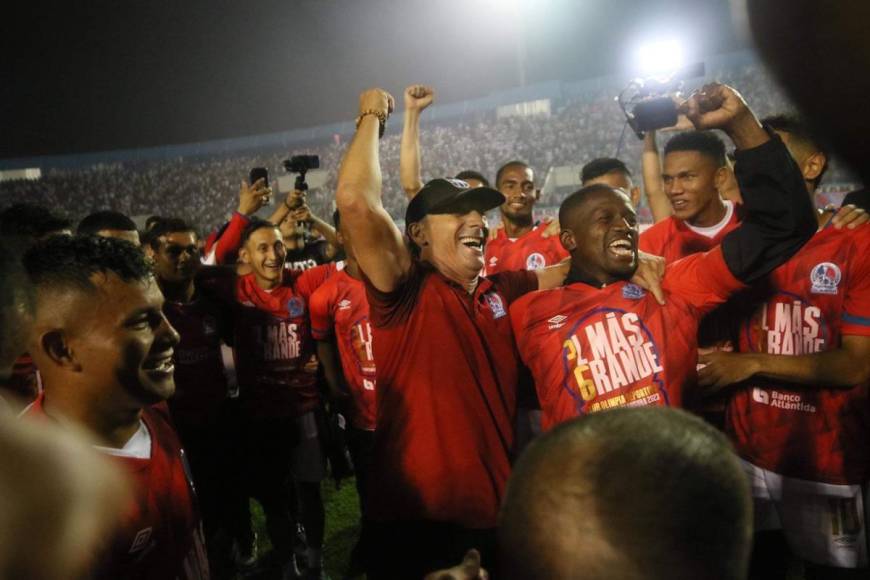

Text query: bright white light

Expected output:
[483,0,522,15]
[636,38,685,77]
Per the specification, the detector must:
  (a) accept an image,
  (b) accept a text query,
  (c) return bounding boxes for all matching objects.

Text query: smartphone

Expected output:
[249,167,269,187]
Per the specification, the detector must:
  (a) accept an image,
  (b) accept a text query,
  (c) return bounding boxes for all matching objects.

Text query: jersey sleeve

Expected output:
[364,260,426,328]
[721,134,817,283]
[842,227,870,336]
[639,221,667,257]
[663,246,746,316]
[489,270,539,304]
[295,263,336,301]
[203,212,250,265]
[309,284,334,341]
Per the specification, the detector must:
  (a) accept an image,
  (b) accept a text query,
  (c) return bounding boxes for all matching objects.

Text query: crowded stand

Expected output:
[3,3,870,580]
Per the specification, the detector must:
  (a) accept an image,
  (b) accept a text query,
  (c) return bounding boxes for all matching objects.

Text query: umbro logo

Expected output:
[338,299,352,310]
[129,527,153,554]
[548,314,567,330]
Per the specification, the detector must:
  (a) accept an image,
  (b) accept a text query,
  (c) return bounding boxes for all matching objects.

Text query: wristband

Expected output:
[355,109,388,138]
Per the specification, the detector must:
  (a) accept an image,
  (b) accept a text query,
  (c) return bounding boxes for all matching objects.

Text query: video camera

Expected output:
[617,62,705,139]
[282,154,320,192]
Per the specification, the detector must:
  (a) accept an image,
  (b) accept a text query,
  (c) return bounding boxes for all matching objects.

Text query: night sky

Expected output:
[3,0,746,159]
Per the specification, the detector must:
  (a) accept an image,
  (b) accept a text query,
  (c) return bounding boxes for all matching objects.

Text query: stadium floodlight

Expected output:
[635,38,685,78]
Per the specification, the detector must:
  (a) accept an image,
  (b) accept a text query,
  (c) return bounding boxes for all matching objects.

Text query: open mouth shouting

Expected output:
[607,236,635,260]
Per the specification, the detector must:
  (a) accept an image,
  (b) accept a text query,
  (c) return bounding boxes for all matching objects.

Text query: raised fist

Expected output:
[359,88,395,117]
[404,84,435,112]
[678,83,751,132]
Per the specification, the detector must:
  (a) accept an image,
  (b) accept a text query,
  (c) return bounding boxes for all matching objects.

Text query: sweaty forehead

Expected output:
[247,227,282,246]
[161,231,197,246]
[500,165,533,183]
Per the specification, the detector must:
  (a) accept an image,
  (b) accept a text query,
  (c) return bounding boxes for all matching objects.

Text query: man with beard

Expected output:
[22,235,208,580]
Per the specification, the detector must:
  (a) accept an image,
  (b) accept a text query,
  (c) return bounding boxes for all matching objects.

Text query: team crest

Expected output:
[525,252,546,270]
[810,262,841,295]
[338,299,352,311]
[622,283,646,300]
[287,297,305,317]
[484,292,507,319]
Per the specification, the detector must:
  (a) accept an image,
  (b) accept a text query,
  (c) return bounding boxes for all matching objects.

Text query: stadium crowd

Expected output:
[2,3,870,580]
[0,60,858,237]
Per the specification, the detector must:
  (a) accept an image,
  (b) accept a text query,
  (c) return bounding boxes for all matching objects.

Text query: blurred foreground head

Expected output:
[746,0,870,183]
[499,407,752,580]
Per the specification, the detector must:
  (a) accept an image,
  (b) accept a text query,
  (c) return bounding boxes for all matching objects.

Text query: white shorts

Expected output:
[742,460,869,568]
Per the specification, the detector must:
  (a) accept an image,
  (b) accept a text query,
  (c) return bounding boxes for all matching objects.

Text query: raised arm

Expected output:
[683,84,816,284]
[335,89,411,293]
[641,131,674,223]
[203,178,271,264]
[400,85,434,199]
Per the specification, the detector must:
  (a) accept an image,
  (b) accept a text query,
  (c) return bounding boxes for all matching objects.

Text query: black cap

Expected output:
[405,178,505,225]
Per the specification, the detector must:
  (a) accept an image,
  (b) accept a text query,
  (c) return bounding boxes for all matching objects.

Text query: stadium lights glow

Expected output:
[635,38,685,77]
[483,0,522,15]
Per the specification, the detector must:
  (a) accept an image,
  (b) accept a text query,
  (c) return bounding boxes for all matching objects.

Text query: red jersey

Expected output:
[365,260,537,528]
[309,268,377,431]
[163,295,230,428]
[485,223,568,274]
[510,247,744,431]
[23,397,209,580]
[726,225,870,484]
[203,265,333,419]
[639,202,740,263]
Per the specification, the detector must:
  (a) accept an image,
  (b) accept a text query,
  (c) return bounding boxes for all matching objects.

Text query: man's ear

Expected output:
[803,151,827,184]
[39,330,81,372]
[714,166,731,195]
[559,229,576,252]
[238,246,251,265]
[408,222,428,248]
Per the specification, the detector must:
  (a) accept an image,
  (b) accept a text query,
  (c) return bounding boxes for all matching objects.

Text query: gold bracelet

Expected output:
[355,109,388,138]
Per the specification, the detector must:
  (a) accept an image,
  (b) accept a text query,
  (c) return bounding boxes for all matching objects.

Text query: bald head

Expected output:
[499,407,752,580]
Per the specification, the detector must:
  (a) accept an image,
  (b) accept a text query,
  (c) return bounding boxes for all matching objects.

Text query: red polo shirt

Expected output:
[364,260,537,528]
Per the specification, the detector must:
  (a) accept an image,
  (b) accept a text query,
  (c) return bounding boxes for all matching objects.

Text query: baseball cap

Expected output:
[405,178,505,225]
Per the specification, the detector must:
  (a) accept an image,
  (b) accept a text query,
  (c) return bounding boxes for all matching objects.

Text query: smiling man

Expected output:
[335,88,583,579]
[510,83,817,431]
[640,131,741,263]
[485,160,569,274]
[21,235,208,580]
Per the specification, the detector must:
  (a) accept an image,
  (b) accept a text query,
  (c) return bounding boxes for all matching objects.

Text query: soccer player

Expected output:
[694,129,870,575]
[202,177,272,265]
[581,157,641,208]
[77,210,141,245]
[334,88,664,578]
[499,407,752,580]
[203,218,334,579]
[144,217,245,575]
[484,160,569,274]
[639,130,740,263]
[509,83,817,431]
[309,209,376,576]
[22,235,208,580]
